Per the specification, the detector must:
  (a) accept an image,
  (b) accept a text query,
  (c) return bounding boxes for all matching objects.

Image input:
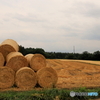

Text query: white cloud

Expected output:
[0,0,100,53]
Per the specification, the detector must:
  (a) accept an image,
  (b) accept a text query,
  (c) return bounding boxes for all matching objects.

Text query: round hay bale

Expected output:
[0,39,19,58]
[0,66,15,89]
[25,54,34,67]
[6,52,28,72]
[0,52,5,66]
[25,54,46,71]
[37,67,58,88]
[15,67,37,89]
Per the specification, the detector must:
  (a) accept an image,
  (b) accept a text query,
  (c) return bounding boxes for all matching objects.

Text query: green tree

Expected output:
[80,51,92,60]
[93,51,100,60]
[35,48,45,56]
[19,45,26,55]
[25,47,36,54]
[65,53,75,59]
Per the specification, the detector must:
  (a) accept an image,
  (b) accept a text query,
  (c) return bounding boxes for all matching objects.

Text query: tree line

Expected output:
[19,45,100,60]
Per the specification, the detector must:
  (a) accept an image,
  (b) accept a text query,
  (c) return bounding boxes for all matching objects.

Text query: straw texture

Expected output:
[0,39,19,58]
[0,66,15,89]
[0,52,5,66]
[15,67,37,89]
[6,52,28,72]
[37,67,58,88]
[25,54,46,71]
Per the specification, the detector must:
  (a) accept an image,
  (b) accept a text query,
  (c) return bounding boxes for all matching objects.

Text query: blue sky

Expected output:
[0,0,100,53]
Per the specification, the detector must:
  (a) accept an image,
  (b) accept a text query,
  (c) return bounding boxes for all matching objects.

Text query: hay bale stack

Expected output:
[15,67,37,89]
[25,54,46,71]
[37,67,58,88]
[25,54,34,66]
[0,39,19,58]
[0,52,5,66]
[6,52,28,72]
[0,66,15,89]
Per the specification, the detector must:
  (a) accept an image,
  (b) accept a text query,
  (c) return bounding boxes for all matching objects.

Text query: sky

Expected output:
[0,0,100,53]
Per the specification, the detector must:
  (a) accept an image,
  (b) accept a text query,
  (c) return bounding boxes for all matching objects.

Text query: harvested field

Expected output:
[0,59,100,91]
[47,59,100,89]
[60,59,100,65]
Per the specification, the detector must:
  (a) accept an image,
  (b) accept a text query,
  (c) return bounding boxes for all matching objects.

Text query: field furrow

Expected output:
[47,59,100,89]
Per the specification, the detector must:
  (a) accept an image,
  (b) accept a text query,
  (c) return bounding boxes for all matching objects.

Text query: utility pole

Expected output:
[73,46,75,54]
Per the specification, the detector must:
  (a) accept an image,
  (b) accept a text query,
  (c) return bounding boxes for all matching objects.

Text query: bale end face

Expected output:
[30,54,46,71]
[0,66,15,89]
[0,44,16,59]
[37,67,58,88]
[6,55,28,72]
[15,67,37,89]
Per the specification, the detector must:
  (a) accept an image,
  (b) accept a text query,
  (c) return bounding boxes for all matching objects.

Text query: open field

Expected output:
[46,59,100,89]
[60,59,100,65]
[0,59,100,100]
[0,59,100,91]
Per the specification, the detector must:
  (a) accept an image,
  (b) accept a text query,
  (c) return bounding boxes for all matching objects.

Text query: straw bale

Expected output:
[25,54,33,66]
[6,52,28,72]
[25,54,46,71]
[0,39,19,58]
[0,66,15,89]
[15,67,37,89]
[37,67,58,88]
[0,52,5,66]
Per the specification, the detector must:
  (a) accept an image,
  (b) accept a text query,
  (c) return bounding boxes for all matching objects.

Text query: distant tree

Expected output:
[19,45,26,55]
[65,53,75,59]
[50,53,56,59]
[80,51,92,60]
[35,48,45,56]
[44,52,51,58]
[19,45,100,60]
[25,47,36,54]
[74,53,81,59]
[93,51,100,60]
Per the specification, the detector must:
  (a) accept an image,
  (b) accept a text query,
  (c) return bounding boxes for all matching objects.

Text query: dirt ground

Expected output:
[0,59,100,91]
[46,59,100,89]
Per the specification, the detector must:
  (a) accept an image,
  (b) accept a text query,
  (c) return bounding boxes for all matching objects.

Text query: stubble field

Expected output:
[0,59,100,92]
[46,59,100,89]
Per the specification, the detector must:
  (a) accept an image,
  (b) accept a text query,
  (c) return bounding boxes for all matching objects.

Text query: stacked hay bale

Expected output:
[0,67,15,89]
[0,39,58,89]
[25,54,58,88]
[25,54,46,71]
[0,52,5,66]
[37,66,58,88]
[6,52,28,72]
[15,67,37,89]
[0,39,19,59]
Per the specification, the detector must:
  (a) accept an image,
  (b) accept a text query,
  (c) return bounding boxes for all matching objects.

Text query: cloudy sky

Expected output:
[0,0,100,53]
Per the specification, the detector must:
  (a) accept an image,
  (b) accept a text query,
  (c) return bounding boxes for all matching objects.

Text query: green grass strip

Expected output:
[0,87,100,100]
